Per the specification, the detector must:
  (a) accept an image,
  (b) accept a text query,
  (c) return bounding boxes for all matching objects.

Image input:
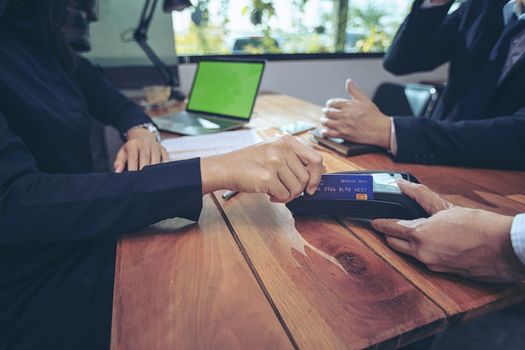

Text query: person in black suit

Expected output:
[321,0,525,170]
[0,1,323,349]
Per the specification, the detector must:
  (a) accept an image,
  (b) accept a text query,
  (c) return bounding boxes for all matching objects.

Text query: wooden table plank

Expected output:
[441,168,525,206]
[251,95,525,323]
[114,94,525,349]
[111,196,293,350]
[216,192,446,349]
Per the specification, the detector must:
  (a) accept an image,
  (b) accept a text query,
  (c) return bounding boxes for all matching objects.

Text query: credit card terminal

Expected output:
[286,171,429,220]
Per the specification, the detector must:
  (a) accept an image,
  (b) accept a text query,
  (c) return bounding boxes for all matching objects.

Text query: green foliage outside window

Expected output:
[173,0,411,56]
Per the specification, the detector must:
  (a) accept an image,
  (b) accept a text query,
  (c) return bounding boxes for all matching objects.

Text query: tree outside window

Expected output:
[172,0,413,56]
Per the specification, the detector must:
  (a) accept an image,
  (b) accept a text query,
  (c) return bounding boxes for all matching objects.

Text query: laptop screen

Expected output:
[187,60,265,120]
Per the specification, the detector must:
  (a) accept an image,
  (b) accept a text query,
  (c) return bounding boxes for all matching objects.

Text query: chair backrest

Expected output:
[372,82,440,118]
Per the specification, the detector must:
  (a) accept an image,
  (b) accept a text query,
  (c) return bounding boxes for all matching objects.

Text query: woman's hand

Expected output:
[321,79,391,149]
[114,127,169,172]
[371,180,525,283]
[200,134,324,203]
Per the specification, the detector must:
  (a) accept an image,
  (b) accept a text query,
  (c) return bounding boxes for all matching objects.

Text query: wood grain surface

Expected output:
[113,94,525,350]
[111,196,293,350]
[216,192,446,349]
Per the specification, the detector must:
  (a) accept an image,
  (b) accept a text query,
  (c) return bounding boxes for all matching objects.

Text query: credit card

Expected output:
[304,174,374,200]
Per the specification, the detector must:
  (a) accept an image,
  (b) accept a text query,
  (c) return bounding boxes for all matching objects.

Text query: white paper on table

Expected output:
[161,129,263,160]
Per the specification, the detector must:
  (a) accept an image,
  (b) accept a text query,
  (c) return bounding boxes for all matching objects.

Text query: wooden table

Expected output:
[111,94,525,350]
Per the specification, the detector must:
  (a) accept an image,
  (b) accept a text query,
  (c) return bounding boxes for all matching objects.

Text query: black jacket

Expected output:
[0,3,202,349]
[384,0,525,169]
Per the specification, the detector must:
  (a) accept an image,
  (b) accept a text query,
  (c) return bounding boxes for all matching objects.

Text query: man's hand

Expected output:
[371,180,525,283]
[200,134,324,203]
[321,79,391,149]
[114,128,169,172]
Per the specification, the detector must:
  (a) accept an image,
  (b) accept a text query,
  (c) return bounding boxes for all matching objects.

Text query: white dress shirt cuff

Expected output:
[510,213,525,267]
[389,117,398,156]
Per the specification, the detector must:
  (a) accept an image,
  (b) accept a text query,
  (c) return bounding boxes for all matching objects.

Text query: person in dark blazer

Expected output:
[0,1,323,349]
[320,0,525,170]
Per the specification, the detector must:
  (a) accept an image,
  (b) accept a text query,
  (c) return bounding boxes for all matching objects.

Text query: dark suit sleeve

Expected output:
[0,111,203,244]
[73,57,152,134]
[383,0,461,75]
[392,109,525,170]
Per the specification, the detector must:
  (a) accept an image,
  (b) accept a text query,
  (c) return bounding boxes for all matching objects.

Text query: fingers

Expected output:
[322,107,344,120]
[284,135,323,195]
[371,218,413,240]
[161,147,170,163]
[397,179,451,215]
[151,146,161,165]
[372,218,421,258]
[277,166,303,202]
[115,139,168,172]
[326,98,350,109]
[267,178,291,203]
[320,116,340,130]
[139,146,151,170]
[385,236,414,256]
[113,148,127,173]
[305,163,323,195]
[286,153,310,194]
[126,145,139,171]
[320,128,342,138]
[345,79,368,101]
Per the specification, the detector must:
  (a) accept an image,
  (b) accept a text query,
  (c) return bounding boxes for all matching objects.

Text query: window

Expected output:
[172,0,414,57]
[86,0,465,67]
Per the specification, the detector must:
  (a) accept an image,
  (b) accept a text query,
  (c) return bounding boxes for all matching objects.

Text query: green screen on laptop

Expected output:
[187,61,264,119]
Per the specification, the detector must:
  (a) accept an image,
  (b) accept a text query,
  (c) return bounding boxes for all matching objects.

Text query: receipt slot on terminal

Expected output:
[286,171,429,220]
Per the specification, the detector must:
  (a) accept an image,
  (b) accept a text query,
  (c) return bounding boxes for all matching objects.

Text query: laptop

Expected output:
[152,59,265,136]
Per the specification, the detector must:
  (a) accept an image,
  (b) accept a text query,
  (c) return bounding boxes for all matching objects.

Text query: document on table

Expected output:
[161,129,263,160]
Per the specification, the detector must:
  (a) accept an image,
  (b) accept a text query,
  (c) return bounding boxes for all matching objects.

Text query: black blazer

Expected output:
[384,0,525,170]
[0,3,202,349]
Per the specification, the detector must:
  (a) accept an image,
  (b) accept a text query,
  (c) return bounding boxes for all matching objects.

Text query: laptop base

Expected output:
[152,111,245,136]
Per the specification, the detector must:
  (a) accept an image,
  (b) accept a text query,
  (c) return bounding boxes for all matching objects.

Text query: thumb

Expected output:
[346,79,368,101]
[397,179,451,215]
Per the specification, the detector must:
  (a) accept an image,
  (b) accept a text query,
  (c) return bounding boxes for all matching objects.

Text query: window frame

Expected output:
[178,52,385,63]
